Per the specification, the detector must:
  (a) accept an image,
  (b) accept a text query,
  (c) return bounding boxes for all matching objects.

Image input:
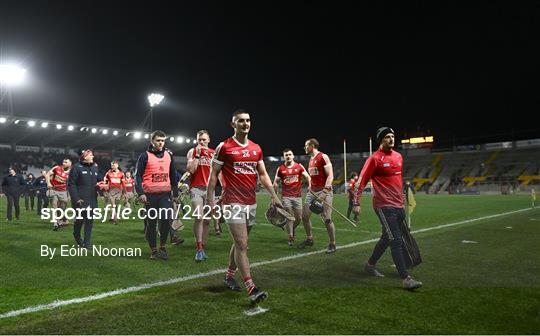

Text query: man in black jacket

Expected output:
[24,173,36,211]
[34,170,49,216]
[68,149,99,248]
[2,167,26,221]
[134,130,179,260]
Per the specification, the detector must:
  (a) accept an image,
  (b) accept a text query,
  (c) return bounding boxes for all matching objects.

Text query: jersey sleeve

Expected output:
[213,142,225,166]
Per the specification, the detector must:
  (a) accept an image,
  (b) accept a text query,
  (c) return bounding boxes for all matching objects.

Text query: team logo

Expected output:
[309,167,319,176]
[252,151,257,156]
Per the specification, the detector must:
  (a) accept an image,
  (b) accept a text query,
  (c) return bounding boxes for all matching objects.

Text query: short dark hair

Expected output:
[151,130,167,139]
[197,130,209,137]
[232,109,249,120]
[111,160,119,165]
[63,158,72,163]
[282,148,293,154]
[305,138,319,149]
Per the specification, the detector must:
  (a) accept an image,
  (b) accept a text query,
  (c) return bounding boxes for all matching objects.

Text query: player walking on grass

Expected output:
[273,148,311,246]
[207,109,283,304]
[186,130,215,262]
[123,171,135,208]
[103,161,125,224]
[353,127,423,290]
[134,130,179,260]
[298,138,337,253]
[46,158,72,230]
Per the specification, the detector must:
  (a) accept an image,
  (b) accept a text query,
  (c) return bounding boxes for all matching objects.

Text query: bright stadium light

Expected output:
[27,120,36,127]
[56,124,62,130]
[176,136,183,143]
[80,127,86,131]
[147,93,164,107]
[144,133,149,139]
[125,132,131,136]
[102,129,108,135]
[91,128,97,134]
[113,130,119,136]
[0,117,7,123]
[169,136,175,142]
[67,125,74,131]
[14,119,20,124]
[41,122,48,128]
[0,64,27,86]
[193,139,197,144]
[134,131,142,139]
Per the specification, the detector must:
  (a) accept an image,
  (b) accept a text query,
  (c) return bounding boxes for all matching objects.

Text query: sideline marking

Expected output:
[0,207,531,319]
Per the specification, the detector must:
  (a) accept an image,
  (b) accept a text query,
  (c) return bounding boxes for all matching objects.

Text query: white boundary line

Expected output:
[0,207,532,320]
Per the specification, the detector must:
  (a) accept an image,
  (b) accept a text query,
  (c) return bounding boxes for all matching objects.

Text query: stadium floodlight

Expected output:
[169,136,175,142]
[147,93,164,107]
[91,128,97,134]
[113,130,119,136]
[80,127,85,131]
[27,120,36,127]
[56,124,62,130]
[186,138,191,143]
[144,133,149,139]
[14,119,20,124]
[193,139,197,144]
[176,136,183,143]
[67,125,74,131]
[102,129,108,135]
[125,132,131,136]
[0,117,7,123]
[133,131,142,139]
[41,122,48,128]
[0,64,27,86]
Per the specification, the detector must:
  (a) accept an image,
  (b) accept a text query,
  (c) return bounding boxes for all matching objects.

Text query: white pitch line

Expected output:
[0,207,532,320]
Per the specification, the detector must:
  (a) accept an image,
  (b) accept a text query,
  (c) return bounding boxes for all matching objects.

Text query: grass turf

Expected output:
[0,194,538,334]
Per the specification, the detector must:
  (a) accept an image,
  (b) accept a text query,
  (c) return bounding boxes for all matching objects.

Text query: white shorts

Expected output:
[108,188,123,202]
[48,189,69,203]
[190,187,207,204]
[282,196,302,209]
[223,203,257,226]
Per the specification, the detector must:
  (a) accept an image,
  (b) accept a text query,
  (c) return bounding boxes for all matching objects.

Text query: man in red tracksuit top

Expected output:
[353,127,423,290]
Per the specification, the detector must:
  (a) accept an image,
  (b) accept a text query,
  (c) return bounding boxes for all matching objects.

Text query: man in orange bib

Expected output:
[134,130,179,260]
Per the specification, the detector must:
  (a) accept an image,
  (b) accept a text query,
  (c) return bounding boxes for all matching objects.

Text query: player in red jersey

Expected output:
[46,158,72,231]
[123,171,136,208]
[186,130,215,262]
[352,127,422,290]
[103,161,125,224]
[207,109,283,304]
[298,138,337,253]
[347,172,359,222]
[273,148,311,246]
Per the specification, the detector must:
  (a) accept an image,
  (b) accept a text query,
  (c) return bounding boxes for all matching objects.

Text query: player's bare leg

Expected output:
[322,198,336,253]
[299,203,314,248]
[193,199,207,261]
[289,206,302,246]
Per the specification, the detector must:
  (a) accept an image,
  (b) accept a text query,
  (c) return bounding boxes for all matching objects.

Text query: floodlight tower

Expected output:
[147,93,164,132]
[0,64,27,116]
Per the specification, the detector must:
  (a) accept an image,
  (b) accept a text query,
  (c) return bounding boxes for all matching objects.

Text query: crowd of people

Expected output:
[2,110,423,305]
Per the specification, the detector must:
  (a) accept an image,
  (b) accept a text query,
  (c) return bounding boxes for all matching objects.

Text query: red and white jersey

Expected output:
[277,162,305,198]
[124,177,134,193]
[187,146,215,188]
[104,169,125,190]
[308,151,329,191]
[213,137,263,205]
[50,165,69,192]
[353,147,404,209]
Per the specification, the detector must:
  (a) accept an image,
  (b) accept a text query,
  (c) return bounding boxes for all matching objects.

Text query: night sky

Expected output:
[1,2,539,154]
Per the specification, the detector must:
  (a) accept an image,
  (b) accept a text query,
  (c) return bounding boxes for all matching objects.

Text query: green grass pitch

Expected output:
[0,194,538,334]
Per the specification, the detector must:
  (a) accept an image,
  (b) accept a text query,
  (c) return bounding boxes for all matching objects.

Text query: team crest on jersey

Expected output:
[252,151,257,156]
[232,150,240,155]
